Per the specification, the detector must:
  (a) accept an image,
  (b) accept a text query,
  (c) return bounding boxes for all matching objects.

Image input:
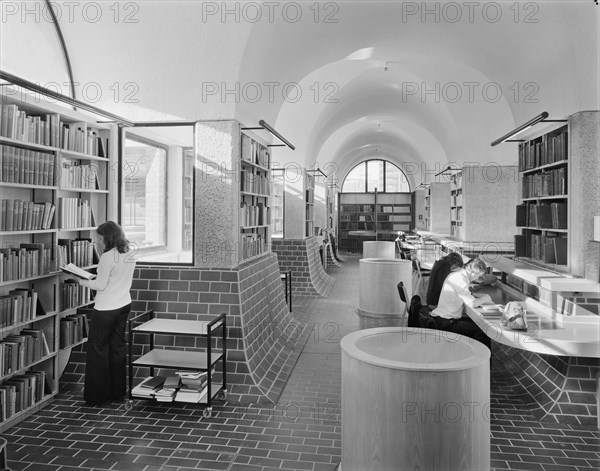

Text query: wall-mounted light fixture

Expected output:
[415,182,430,190]
[490,112,566,146]
[242,120,295,150]
[434,165,461,177]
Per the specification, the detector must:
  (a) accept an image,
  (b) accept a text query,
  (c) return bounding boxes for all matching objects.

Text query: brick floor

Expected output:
[3,254,599,470]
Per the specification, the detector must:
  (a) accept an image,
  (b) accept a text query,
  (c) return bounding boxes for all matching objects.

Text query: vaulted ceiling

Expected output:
[2,1,598,187]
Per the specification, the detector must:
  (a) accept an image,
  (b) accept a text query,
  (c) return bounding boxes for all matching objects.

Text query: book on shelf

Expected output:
[60,263,95,280]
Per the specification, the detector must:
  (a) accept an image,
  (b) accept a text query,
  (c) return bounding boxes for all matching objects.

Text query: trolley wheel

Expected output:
[124,400,134,411]
[203,407,212,419]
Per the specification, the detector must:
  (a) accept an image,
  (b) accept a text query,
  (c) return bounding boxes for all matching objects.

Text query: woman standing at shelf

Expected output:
[78,221,136,406]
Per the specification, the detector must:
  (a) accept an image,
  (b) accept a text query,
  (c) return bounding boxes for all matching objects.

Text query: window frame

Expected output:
[342,159,410,193]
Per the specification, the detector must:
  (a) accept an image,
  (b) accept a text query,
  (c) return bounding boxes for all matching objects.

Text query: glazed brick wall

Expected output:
[494,342,599,426]
[62,253,311,404]
[272,236,335,297]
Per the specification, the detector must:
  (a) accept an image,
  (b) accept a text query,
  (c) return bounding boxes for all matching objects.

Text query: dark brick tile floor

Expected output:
[2,254,599,470]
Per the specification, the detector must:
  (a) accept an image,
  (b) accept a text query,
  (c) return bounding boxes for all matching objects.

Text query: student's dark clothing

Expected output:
[430,314,491,351]
[84,303,131,404]
[426,258,452,307]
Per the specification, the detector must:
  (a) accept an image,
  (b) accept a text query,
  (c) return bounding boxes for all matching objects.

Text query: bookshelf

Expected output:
[514,111,599,276]
[271,170,284,238]
[0,91,116,431]
[305,172,315,237]
[338,192,412,252]
[182,149,194,251]
[449,165,518,243]
[425,182,451,234]
[195,120,271,268]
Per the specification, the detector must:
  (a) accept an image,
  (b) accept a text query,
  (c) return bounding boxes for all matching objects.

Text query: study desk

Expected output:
[464,283,600,358]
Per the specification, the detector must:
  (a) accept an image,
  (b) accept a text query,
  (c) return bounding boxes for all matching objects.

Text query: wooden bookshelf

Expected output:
[305,172,315,237]
[426,182,451,234]
[0,90,116,431]
[514,111,599,276]
[270,170,284,239]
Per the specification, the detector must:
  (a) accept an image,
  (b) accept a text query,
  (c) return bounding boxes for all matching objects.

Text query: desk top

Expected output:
[464,284,600,357]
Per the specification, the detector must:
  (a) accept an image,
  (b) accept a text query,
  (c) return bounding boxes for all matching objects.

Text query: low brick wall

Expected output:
[272,236,335,297]
[62,253,311,404]
[493,342,599,427]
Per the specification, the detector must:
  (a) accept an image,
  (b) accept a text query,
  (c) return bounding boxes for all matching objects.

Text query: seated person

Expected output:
[429,257,493,351]
[426,252,464,309]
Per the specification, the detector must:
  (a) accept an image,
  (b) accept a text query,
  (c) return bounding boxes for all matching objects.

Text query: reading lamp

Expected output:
[415,182,430,189]
[490,112,552,146]
[0,70,134,127]
[435,165,461,177]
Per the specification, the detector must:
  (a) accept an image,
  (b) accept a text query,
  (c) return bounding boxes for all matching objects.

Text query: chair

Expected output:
[411,256,431,297]
[396,281,409,326]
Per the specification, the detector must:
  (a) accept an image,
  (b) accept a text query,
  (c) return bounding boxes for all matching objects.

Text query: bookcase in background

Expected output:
[338,192,412,252]
[0,91,116,431]
[514,111,599,276]
[271,169,284,239]
[449,165,518,244]
[182,149,194,251]
[425,182,451,234]
[305,172,315,237]
[194,120,272,268]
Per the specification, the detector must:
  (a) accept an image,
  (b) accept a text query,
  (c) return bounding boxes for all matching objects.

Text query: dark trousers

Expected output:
[432,315,492,352]
[85,304,131,404]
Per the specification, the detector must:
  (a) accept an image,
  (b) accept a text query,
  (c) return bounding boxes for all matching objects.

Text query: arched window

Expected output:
[341,160,410,192]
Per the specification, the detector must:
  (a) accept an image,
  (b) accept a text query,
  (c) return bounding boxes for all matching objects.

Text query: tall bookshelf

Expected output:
[182,149,194,251]
[338,192,412,252]
[195,120,271,268]
[271,170,284,239]
[514,111,599,276]
[425,182,451,233]
[305,172,315,237]
[449,165,518,243]
[0,91,115,431]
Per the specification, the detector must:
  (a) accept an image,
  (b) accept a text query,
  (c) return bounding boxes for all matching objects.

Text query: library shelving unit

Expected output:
[0,91,115,431]
[338,192,412,252]
[240,131,271,262]
[513,111,599,276]
[127,310,227,418]
[305,172,315,237]
[271,169,284,239]
[182,149,194,251]
[425,182,451,234]
[448,165,518,244]
[195,120,272,268]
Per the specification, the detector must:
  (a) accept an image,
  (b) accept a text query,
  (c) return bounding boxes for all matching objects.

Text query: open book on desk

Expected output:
[60,263,95,280]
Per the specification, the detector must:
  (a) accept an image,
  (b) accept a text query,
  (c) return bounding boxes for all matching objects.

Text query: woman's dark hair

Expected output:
[445,252,464,269]
[97,221,129,254]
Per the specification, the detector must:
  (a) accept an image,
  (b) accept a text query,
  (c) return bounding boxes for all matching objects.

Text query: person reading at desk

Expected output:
[426,252,465,309]
[429,257,493,351]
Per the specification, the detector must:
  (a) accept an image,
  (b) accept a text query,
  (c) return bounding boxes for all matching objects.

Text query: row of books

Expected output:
[0,289,45,328]
[132,370,211,403]
[450,172,463,190]
[451,207,463,221]
[241,134,270,168]
[60,160,102,190]
[521,168,567,198]
[1,200,55,232]
[0,244,54,282]
[516,203,567,229]
[59,313,89,349]
[0,370,47,422]
[57,238,99,268]
[1,330,52,377]
[59,197,95,229]
[241,233,267,260]
[240,203,270,227]
[341,205,374,213]
[59,281,92,312]
[0,104,109,157]
[240,170,270,195]
[0,145,56,186]
[515,234,568,265]
[305,204,314,222]
[518,129,568,171]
